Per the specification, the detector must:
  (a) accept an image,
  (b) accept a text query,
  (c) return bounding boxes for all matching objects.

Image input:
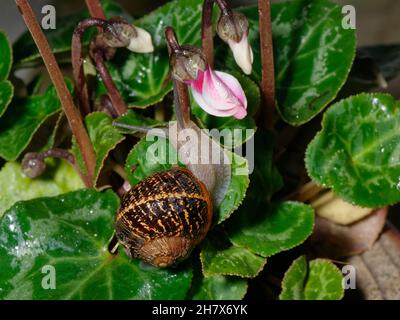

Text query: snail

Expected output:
[112,27,231,268]
[113,120,231,267]
[115,167,213,267]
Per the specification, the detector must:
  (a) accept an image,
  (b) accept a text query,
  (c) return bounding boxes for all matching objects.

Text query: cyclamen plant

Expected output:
[0,0,397,300]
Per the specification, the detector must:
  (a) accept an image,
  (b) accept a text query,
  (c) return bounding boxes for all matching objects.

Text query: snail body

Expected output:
[115,167,213,267]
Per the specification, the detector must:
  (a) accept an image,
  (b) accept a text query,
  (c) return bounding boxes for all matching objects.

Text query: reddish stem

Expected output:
[92,49,128,116]
[85,0,106,19]
[164,27,191,127]
[72,18,111,115]
[258,0,276,129]
[201,0,231,67]
[201,0,214,67]
[15,0,95,187]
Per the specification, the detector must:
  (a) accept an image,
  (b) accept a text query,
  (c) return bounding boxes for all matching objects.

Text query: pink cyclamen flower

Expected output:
[187,66,247,119]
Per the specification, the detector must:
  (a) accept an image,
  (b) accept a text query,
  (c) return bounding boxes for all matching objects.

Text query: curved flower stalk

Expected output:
[102,17,154,53]
[72,17,154,116]
[170,44,247,119]
[202,0,253,75]
[216,12,253,75]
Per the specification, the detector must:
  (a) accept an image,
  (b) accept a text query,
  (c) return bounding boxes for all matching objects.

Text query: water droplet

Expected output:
[396,178,400,191]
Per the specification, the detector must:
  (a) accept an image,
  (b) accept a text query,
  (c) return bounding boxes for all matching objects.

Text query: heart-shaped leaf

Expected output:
[0,31,14,117]
[71,112,125,184]
[217,0,356,125]
[0,189,193,299]
[13,1,128,68]
[306,93,400,208]
[105,0,215,108]
[280,256,344,300]
[200,235,266,278]
[190,275,248,300]
[228,201,314,257]
[191,72,260,148]
[0,84,66,161]
[0,160,84,218]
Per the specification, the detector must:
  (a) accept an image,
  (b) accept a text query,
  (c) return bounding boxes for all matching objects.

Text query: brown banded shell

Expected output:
[115,167,213,267]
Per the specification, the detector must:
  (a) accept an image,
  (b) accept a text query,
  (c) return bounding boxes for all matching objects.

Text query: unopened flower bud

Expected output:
[103,17,154,53]
[170,46,207,82]
[21,152,46,178]
[104,17,137,48]
[127,26,154,53]
[216,12,253,75]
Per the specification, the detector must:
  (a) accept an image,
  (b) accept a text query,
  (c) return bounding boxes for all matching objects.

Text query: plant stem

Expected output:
[201,0,231,67]
[15,0,96,186]
[85,0,106,19]
[201,0,214,67]
[258,0,275,129]
[165,27,191,127]
[72,18,111,115]
[92,49,128,116]
[41,148,76,165]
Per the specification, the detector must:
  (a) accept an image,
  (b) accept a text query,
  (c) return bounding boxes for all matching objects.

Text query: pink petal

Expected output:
[186,69,205,93]
[214,71,247,108]
[202,67,246,112]
[191,87,238,117]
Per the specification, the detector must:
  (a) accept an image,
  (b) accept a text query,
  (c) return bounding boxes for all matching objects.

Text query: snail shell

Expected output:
[115,167,212,267]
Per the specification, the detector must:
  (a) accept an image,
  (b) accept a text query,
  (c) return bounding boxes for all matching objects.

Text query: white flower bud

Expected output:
[127,26,154,53]
[216,12,253,74]
[228,34,253,75]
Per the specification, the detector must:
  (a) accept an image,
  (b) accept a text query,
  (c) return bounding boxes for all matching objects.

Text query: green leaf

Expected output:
[0,80,14,117]
[306,93,400,208]
[279,256,308,300]
[228,201,314,257]
[280,256,344,300]
[0,31,12,80]
[124,136,182,186]
[106,0,213,108]
[191,275,248,300]
[305,259,344,300]
[0,189,193,299]
[214,151,249,224]
[13,1,128,68]
[200,235,266,278]
[0,84,64,161]
[191,72,260,147]
[217,0,356,125]
[39,112,65,152]
[0,31,14,117]
[71,112,125,184]
[251,131,283,202]
[0,160,85,218]
[114,110,165,134]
